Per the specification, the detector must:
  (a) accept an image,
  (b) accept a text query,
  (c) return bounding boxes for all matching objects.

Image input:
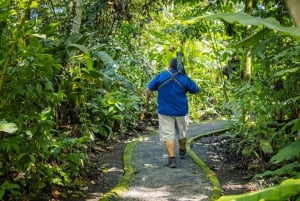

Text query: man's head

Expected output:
[169,58,177,70]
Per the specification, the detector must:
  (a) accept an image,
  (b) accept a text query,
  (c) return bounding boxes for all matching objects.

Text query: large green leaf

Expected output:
[292,119,300,133]
[270,139,300,164]
[217,179,300,201]
[274,67,300,77]
[254,162,300,179]
[232,28,271,47]
[96,51,115,68]
[66,44,89,53]
[272,45,300,61]
[185,12,300,40]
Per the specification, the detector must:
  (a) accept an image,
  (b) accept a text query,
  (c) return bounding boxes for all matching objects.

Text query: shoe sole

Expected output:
[168,164,176,168]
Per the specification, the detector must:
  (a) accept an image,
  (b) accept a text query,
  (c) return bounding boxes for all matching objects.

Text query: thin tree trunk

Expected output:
[243,0,255,81]
[244,46,252,81]
[240,0,255,122]
[70,0,83,36]
[67,0,83,69]
[285,0,300,28]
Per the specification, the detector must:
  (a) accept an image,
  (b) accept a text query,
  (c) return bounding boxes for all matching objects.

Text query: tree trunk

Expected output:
[239,0,255,122]
[285,0,300,28]
[69,0,83,36]
[244,46,252,81]
[67,0,83,68]
[243,0,255,81]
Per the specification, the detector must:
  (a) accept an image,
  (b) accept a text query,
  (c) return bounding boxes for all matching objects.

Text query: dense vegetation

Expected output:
[0,0,299,200]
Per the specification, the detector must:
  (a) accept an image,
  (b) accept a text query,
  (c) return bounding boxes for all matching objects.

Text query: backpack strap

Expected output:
[157,71,187,92]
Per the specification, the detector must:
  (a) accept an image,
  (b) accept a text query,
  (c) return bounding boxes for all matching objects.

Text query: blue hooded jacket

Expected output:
[147,69,199,116]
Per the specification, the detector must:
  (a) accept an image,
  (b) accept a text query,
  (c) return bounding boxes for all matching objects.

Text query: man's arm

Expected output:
[146,88,153,102]
[187,77,199,94]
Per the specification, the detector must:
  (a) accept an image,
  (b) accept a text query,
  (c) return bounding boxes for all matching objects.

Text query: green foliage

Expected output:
[254,163,300,180]
[217,179,300,201]
[254,139,300,179]
[0,181,20,200]
[1,1,153,198]
[270,139,300,164]
[201,5,300,188]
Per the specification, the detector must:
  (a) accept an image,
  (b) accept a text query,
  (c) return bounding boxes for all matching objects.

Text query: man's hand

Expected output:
[146,89,153,102]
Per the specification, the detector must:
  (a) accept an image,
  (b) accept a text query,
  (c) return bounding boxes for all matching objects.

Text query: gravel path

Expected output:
[117,121,227,201]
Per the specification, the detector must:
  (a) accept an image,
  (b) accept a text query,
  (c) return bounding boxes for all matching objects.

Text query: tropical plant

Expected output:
[217,178,300,201]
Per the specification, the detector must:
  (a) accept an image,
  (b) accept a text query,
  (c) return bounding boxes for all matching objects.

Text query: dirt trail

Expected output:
[115,121,227,201]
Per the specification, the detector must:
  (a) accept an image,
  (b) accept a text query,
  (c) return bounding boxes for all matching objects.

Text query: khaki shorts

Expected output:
[158,114,189,142]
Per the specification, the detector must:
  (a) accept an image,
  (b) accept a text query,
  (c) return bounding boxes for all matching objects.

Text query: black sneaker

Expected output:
[168,157,176,168]
[179,149,186,159]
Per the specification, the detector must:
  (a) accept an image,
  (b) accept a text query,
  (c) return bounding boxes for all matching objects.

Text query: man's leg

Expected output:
[159,114,176,168]
[165,139,175,157]
[176,115,188,159]
[178,138,186,150]
[165,139,176,168]
[178,138,187,159]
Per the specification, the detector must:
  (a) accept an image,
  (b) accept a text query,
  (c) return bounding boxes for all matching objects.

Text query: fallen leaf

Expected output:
[92,145,108,152]
[208,173,216,177]
[174,183,192,188]
[51,185,60,199]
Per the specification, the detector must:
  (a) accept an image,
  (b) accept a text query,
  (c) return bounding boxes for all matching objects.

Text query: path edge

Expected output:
[98,139,138,201]
[187,128,228,201]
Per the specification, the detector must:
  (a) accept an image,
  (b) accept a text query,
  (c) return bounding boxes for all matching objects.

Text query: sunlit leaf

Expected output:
[30,1,39,8]
[0,121,18,134]
[274,67,300,77]
[260,139,273,154]
[30,33,47,39]
[9,9,17,16]
[185,12,300,40]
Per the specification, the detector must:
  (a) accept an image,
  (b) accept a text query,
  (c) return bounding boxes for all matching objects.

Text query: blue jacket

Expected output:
[147,69,199,116]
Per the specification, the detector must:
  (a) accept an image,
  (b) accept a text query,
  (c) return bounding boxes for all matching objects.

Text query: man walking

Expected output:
[146,57,199,168]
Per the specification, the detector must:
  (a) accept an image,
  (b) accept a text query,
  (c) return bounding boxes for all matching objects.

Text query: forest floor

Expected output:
[53,121,263,201]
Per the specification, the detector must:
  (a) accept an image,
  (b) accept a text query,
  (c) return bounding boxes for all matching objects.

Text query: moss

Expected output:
[99,140,137,201]
[187,128,228,201]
